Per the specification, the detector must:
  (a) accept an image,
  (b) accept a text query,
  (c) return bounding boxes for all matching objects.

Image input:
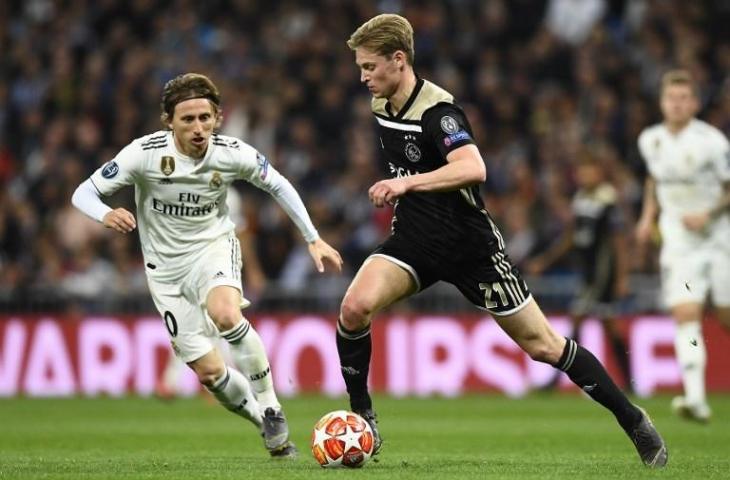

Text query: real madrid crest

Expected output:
[209,171,223,189]
[160,156,175,176]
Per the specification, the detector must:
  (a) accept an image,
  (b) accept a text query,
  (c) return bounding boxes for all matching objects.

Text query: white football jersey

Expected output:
[90,131,304,281]
[638,119,730,252]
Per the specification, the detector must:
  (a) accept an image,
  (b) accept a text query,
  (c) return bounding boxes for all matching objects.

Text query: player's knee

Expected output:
[194,363,226,388]
[340,293,373,331]
[207,303,240,331]
[524,338,563,365]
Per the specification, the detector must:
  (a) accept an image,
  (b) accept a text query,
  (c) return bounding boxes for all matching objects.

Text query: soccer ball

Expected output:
[311,410,375,468]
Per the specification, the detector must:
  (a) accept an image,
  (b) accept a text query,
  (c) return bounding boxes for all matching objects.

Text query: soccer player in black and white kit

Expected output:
[72,73,342,457]
[336,14,667,467]
[527,153,632,392]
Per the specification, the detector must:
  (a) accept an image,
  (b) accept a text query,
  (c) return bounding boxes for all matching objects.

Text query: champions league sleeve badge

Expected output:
[440,115,460,134]
[101,161,119,179]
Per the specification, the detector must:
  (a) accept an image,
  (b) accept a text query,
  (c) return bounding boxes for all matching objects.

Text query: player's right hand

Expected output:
[103,208,137,234]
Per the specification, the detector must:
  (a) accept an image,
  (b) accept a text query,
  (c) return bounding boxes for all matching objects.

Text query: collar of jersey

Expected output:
[385,77,424,120]
[171,131,210,166]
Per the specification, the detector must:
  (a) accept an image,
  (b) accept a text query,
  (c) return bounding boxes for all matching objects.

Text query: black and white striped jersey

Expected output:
[371,78,503,260]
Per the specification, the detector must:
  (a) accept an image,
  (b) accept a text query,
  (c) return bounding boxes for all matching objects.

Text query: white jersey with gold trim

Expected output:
[89,131,315,281]
[638,119,730,253]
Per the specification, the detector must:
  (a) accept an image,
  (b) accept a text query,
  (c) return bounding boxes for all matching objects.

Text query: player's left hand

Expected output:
[682,211,711,231]
[368,178,407,208]
[307,238,343,273]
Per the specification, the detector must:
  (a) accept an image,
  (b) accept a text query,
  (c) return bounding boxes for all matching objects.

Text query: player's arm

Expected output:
[72,180,136,233]
[709,181,730,218]
[72,143,140,234]
[368,144,485,206]
[683,136,730,231]
[369,105,485,207]
[635,176,658,245]
[682,181,730,231]
[240,149,343,273]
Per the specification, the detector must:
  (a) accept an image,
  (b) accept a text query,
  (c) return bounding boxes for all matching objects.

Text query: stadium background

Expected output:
[2,1,730,478]
[2,0,729,396]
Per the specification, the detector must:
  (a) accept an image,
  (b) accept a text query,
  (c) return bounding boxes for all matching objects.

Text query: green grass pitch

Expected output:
[1,394,728,479]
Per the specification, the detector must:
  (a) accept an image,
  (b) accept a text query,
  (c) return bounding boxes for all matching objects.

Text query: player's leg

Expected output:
[338,256,417,406]
[664,251,711,421]
[495,299,666,466]
[669,302,710,421]
[197,234,280,412]
[207,286,278,409]
[194,235,295,457]
[537,312,585,392]
[187,347,262,428]
[337,255,419,453]
[147,277,263,434]
[206,285,295,456]
[453,254,666,467]
[603,317,633,393]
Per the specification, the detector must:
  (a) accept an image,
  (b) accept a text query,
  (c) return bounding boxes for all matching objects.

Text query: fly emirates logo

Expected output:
[151,192,219,217]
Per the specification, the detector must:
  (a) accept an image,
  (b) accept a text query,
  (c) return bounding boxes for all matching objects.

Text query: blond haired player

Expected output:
[336,13,667,467]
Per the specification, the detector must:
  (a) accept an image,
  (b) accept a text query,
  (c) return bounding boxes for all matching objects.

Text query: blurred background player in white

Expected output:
[156,186,267,401]
[636,69,730,423]
[527,152,632,392]
[71,73,342,456]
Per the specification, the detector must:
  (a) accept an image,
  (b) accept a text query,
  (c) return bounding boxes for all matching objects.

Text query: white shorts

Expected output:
[147,234,251,363]
[660,244,730,308]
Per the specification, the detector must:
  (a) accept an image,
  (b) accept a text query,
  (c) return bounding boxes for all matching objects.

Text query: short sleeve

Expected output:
[423,103,475,158]
[90,141,144,196]
[236,143,272,188]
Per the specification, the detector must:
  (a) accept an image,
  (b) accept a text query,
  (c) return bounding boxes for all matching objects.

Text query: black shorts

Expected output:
[372,234,532,316]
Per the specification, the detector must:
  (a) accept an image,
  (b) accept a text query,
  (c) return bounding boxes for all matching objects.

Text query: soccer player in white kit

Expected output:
[72,73,343,456]
[636,69,730,423]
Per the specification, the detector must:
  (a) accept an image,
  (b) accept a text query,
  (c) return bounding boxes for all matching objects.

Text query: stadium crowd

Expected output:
[0,0,729,311]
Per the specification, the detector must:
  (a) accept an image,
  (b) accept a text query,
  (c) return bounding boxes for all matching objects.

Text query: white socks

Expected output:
[220,319,281,412]
[207,367,262,428]
[674,321,707,406]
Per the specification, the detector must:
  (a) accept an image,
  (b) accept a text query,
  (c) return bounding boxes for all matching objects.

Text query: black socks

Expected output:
[336,320,373,411]
[557,338,641,432]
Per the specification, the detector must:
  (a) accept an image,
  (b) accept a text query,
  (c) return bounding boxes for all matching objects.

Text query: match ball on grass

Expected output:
[311,410,375,468]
